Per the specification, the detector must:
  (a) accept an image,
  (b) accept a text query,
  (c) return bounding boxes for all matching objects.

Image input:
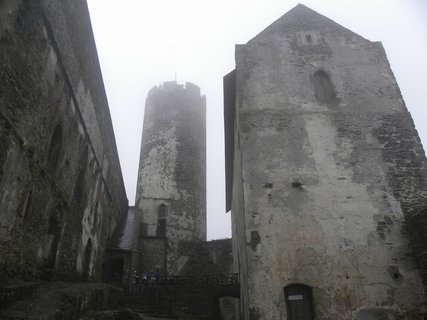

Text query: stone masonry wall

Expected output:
[139,238,167,277]
[176,238,233,275]
[136,81,206,275]
[0,0,127,281]
[230,5,427,320]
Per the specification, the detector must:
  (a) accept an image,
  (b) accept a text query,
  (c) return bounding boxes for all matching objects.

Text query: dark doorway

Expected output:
[83,239,92,279]
[284,284,314,320]
[111,258,124,281]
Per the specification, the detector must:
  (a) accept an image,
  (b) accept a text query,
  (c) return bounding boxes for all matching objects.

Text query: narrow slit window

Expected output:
[157,204,167,237]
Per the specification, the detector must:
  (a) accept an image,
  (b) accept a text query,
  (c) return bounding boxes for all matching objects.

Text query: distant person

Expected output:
[152,268,160,284]
[140,271,148,292]
[142,271,148,281]
[132,270,140,292]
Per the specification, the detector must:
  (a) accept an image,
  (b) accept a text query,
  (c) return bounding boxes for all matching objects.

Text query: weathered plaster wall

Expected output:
[0,0,127,281]
[229,5,427,320]
[136,81,206,275]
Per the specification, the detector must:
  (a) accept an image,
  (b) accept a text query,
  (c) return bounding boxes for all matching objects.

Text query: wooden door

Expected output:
[284,284,313,320]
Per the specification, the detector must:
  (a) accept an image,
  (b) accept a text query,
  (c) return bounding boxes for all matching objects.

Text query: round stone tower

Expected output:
[136,81,206,275]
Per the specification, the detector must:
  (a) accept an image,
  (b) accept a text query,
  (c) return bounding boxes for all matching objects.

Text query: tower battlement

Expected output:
[148,81,203,98]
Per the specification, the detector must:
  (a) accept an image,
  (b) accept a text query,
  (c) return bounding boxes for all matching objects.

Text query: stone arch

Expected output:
[82,238,92,279]
[47,124,62,172]
[284,283,314,320]
[156,204,167,237]
[313,70,337,104]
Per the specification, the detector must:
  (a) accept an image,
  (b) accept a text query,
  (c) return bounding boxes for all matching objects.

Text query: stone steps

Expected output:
[120,293,177,319]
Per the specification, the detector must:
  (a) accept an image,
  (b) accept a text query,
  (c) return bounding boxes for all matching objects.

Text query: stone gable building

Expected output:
[224,4,427,319]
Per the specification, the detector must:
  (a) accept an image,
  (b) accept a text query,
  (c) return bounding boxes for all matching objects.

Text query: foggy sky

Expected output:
[87,0,427,240]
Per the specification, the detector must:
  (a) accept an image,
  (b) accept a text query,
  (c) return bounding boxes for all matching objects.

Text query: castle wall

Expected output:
[136,81,206,275]
[139,238,167,276]
[176,239,233,275]
[0,0,127,280]
[227,5,427,320]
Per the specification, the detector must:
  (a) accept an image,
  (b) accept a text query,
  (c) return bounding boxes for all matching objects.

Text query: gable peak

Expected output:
[247,3,369,44]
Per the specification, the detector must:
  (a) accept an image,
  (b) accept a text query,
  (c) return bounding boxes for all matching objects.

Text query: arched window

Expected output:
[313,70,336,104]
[74,145,88,202]
[284,284,314,320]
[156,204,167,237]
[47,124,62,172]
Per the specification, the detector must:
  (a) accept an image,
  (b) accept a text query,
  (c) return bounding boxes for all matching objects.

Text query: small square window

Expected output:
[305,34,312,43]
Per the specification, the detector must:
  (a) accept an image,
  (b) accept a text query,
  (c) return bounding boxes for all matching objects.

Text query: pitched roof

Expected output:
[248,4,369,44]
[108,206,139,251]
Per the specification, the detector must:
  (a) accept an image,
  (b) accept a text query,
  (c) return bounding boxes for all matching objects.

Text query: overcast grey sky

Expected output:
[87,0,427,240]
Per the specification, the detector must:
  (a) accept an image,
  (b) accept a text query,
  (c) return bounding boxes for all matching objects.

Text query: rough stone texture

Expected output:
[136,81,206,275]
[156,277,239,320]
[138,238,233,283]
[225,4,427,320]
[0,281,39,309]
[406,207,427,291]
[177,239,233,275]
[139,238,167,276]
[0,0,127,281]
[0,282,122,320]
